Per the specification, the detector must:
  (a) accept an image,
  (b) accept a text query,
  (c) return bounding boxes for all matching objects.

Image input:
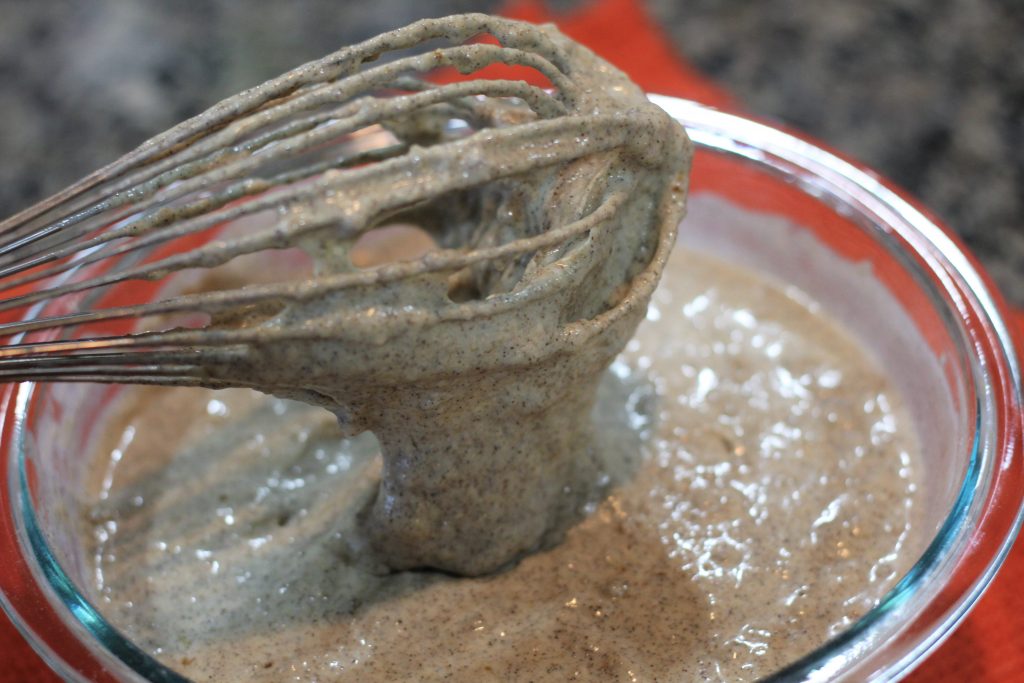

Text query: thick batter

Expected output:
[0,14,691,578]
[84,244,920,682]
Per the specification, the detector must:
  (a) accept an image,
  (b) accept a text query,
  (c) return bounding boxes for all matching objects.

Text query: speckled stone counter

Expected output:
[0,0,1020,303]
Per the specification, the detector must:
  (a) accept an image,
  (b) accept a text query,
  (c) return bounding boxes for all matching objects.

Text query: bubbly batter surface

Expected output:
[84,247,920,682]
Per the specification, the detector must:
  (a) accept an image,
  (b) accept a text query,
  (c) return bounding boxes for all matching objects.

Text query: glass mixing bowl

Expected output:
[0,96,1021,682]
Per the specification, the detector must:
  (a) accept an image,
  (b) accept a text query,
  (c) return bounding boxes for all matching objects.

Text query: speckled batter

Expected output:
[0,15,690,578]
[84,246,920,682]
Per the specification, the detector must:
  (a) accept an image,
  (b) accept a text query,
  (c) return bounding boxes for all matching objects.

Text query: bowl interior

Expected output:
[3,98,1018,682]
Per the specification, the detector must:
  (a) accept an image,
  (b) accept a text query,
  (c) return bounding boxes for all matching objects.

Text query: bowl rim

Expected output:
[0,95,1021,682]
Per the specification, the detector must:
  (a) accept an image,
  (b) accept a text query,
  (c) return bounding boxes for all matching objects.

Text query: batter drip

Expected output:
[0,16,691,574]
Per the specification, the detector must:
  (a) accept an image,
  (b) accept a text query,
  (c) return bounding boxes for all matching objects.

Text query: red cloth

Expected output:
[2,0,1021,679]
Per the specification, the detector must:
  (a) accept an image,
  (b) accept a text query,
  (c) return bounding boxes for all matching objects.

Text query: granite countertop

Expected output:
[0,0,1020,304]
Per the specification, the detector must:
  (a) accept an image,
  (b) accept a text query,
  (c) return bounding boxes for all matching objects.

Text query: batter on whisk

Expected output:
[0,15,689,575]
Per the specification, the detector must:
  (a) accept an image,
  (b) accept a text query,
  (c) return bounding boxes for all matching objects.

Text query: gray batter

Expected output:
[0,14,689,577]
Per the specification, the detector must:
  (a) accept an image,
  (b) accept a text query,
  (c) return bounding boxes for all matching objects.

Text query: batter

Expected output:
[0,14,690,577]
[84,243,920,682]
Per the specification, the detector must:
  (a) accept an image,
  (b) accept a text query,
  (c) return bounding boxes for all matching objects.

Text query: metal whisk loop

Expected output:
[0,15,691,574]
[0,14,686,395]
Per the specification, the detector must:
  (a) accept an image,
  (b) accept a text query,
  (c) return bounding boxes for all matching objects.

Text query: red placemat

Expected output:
[2,0,1021,679]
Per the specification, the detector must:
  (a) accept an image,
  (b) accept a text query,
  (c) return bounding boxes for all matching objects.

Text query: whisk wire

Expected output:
[0,14,682,389]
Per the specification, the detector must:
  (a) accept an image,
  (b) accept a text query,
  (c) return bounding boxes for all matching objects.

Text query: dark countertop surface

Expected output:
[0,0,1021,304]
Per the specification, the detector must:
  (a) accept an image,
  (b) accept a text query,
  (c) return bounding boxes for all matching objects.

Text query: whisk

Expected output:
[0,14,691,575]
